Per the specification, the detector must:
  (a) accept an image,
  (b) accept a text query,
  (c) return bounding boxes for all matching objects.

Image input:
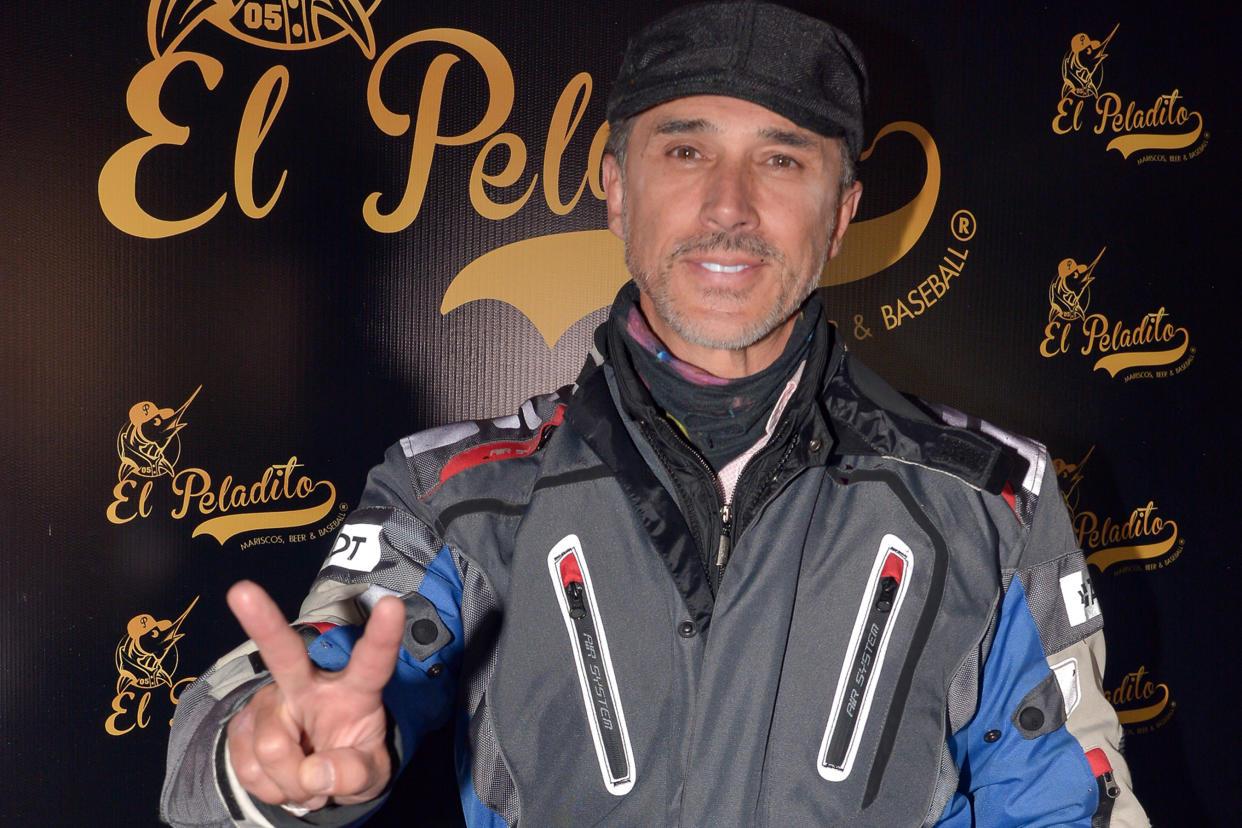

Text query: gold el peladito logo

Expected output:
[1039,247,1194,380]
[116,385,200,481]
[107,386,343,544]
[106,596,199,735]
[1054,446,1184,575]
[1051,23,1206,163]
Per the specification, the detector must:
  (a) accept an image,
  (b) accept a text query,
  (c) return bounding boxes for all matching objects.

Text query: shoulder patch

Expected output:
[827,363,1028,499]
[930,404,1046,525]
[324,522,384,572]
[428,405,565,497]
[1059,569,1101,627]
[397,390,570,499]
[924,431,1000,480]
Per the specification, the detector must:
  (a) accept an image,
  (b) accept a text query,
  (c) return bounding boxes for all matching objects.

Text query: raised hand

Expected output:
[224,580,406,812]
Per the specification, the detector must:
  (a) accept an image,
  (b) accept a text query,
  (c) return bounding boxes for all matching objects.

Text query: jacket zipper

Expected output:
[638,417,726,588]
[641,414,799,592]
[716,427,798,584]
[715,502,732,570]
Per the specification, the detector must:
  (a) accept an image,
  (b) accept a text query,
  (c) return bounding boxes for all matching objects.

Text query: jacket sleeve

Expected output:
[160,441,485,827]
[939,452,1149,827]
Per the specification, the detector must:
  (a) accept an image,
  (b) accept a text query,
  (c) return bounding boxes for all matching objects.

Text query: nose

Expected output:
[699,159,758,232]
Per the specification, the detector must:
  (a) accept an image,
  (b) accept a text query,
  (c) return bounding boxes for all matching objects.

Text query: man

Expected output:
[162,3,1148,825]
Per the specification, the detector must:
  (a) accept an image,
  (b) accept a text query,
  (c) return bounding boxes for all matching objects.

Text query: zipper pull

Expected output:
[874,577,899,612]
[1100,769,1119,799]
[873,552,905,612]
[715,503,732,567]
[565,580,587,620]
[559,554,589,619]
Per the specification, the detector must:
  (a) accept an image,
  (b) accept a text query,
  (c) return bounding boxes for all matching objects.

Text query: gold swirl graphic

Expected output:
[442,121,940,346]
[191,481,336,543]
[822,121,940,286]
[442,230,627,347]
[1086,521,1178,572]
[1116,684,1170,725]
[1106,112,1203,159]
[1093,328,1189,376]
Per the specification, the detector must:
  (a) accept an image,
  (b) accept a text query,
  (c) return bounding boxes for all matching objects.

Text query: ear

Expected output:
[602,153,625,240]
[826,180,862,260]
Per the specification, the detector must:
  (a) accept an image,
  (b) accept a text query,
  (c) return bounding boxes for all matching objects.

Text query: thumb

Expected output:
[299,754,335,796]
[300,746,391,804]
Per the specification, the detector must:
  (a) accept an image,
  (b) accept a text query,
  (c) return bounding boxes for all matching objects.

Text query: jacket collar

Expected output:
[579,282,845,461]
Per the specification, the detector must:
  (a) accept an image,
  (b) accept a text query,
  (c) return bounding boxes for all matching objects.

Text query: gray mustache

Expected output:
[670,232,783,263]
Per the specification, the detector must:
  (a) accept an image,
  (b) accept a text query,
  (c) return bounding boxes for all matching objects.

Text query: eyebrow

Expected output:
[652,117,717,136]
[757,127,813,148]
[651,118,814,149]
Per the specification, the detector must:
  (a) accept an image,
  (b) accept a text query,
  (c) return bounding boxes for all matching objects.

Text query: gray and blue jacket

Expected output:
[162,289,1148,827]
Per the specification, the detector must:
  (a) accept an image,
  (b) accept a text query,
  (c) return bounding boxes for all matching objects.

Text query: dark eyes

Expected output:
[665,146,801,168]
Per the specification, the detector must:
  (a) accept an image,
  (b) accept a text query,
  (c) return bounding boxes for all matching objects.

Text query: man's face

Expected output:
[603,95,860,361]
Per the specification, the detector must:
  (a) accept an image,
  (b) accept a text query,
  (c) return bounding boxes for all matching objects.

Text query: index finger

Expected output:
[339,595,406,693]
[227,580,314,694]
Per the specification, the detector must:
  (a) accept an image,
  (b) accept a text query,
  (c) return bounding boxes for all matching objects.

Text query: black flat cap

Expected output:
[607,1,868,159]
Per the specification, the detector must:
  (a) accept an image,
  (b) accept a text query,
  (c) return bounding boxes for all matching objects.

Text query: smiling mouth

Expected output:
[698,262,753,273]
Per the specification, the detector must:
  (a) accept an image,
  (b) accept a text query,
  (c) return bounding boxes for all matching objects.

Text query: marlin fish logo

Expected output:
[115,596,198,693]
[116,385,200,480]
[1061,24,1118,99]
[1054,445,1095,515]
[147,0,380,59]
[1049,248,1104,323]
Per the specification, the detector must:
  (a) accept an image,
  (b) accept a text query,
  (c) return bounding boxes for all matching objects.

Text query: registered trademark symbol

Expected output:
[950,210,976,242]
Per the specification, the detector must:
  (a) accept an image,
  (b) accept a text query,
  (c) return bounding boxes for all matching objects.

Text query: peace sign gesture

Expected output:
[224,580,406,812]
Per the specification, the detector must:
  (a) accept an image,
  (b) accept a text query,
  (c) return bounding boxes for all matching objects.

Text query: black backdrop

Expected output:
[1,1,1237,824]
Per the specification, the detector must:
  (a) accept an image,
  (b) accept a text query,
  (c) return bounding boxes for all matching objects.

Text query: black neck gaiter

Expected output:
[617,287,821,470]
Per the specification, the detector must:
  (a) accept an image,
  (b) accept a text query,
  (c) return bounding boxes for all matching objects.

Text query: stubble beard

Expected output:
[623,212,835,351]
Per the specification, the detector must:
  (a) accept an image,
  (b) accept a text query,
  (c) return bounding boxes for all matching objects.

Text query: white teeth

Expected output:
[701,262,748,273]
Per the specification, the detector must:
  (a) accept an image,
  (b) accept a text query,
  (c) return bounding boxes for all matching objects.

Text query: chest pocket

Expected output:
[547,533,637,796]
[757,471,952,825]
[818,534,914,781]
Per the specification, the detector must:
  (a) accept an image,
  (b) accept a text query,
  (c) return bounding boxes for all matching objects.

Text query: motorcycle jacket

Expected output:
[162,286,1148,827]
